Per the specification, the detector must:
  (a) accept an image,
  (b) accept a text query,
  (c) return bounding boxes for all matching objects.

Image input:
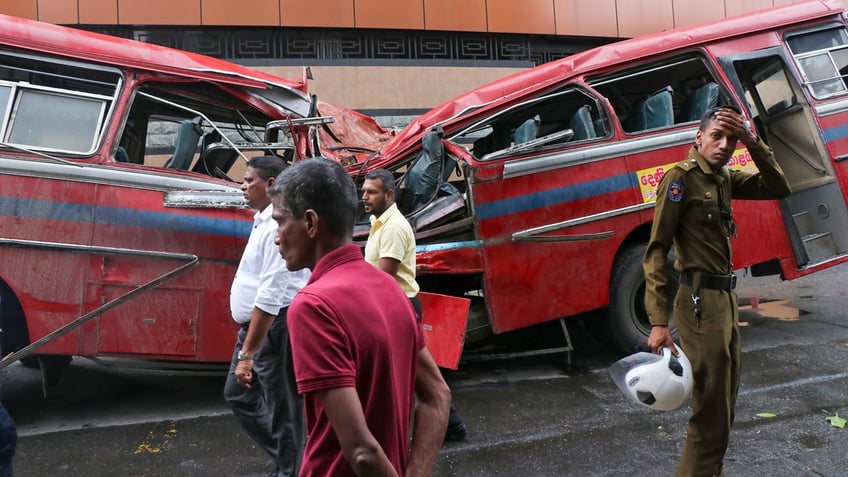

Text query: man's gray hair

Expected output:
[268,157,358,237]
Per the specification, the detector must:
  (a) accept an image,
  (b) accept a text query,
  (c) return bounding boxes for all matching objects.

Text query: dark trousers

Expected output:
[0,402,15,477]
[224,308,304,477]
[674,285,740,477]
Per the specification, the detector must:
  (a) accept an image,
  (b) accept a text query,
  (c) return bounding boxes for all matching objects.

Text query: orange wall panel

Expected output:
[424,0,487,32]
[487,0,555,34]
[79,0,119,24]
[555,0,617,37]
[38,0,79,23]
[0,0,37,19]
[354,0,424,30]
[118,0,201,25]
[617,0,674,37]
[202,0,279,26]
[672,0,726,28]
[281,0,354,27]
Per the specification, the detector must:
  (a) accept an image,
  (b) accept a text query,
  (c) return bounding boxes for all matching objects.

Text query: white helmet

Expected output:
[608,344,693,411]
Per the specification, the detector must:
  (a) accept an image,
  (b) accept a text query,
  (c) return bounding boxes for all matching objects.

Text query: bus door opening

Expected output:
[721,48,848,268]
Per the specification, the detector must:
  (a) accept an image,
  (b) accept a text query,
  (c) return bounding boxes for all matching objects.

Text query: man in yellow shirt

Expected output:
[362,168,468,442]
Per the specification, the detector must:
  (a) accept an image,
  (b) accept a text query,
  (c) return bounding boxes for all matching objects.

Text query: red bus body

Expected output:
[0,15,390,371]
[5,1,848,374]
[352,0,848,357]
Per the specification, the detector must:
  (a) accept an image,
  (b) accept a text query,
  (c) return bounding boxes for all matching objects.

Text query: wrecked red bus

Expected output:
[0,14,391,380]
[346,0,848,359]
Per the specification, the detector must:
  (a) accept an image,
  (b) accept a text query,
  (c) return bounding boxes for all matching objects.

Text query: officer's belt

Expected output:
[680,271,737,291]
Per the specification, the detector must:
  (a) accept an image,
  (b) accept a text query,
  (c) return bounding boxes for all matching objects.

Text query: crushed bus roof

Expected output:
[0,13,309,97]
[375,0,845,168]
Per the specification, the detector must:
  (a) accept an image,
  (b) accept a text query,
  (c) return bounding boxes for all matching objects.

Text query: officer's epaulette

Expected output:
[674,158,699,172]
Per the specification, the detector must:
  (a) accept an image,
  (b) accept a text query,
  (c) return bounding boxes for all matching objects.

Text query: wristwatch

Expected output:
[237,350,254,361]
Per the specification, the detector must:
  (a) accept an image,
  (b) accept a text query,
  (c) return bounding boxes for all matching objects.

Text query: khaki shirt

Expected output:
[643,140,791,326]
[364,202,420,297]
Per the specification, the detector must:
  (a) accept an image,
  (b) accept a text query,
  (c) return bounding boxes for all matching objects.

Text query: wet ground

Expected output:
[5,265,848,476]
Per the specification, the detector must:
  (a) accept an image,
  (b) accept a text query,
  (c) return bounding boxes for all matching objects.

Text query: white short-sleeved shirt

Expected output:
[230,204,310,323]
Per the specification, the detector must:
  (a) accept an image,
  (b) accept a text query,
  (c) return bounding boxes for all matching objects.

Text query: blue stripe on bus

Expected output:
[416,240,482,253]
[822,123,848,143]
[475,172,638,221]
[0,196,251,238]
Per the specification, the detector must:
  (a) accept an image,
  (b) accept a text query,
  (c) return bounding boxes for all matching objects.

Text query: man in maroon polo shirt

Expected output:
[268,157,450,477]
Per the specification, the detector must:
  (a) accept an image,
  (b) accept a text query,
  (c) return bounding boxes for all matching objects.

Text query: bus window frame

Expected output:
[0,49,123,158]
[588,52,728,135]
[785,22,848,100]
[449,85,609,162]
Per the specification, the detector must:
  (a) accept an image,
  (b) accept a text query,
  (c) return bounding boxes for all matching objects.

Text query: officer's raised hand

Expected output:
[711,107,759,149]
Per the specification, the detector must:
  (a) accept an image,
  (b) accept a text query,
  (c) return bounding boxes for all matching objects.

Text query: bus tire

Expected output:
[605,244,678,355]
[0,280,31,362]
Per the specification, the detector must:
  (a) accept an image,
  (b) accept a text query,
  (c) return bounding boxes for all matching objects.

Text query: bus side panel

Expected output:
[625,141,795,271]
[2,249,90,355]
[816,108,848,202]
[470,154,639,334]
[0,171,97,355]
[88,183,251,361]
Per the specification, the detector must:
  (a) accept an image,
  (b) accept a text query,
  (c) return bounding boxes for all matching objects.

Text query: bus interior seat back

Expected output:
[513,115,540,144]
[201,129,222,151]
[623,101,647,132]
[593,118,606,137]
[193,142,239,176]
[165,117,203,169]
[473,126,511,157]
[115,146,130,163]
[680,82,719,122]
[406,125,459,210]
[623,86,674,132]
[569,105,596,141]
[644,86,674,129]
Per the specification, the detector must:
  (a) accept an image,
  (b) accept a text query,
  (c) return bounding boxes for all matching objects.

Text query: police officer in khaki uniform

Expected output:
[643,106,791,477]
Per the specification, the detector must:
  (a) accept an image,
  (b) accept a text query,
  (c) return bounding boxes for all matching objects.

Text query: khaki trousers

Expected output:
[673,284,741,477]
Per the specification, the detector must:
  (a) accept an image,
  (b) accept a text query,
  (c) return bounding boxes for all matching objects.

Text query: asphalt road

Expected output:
[4,264,848,477]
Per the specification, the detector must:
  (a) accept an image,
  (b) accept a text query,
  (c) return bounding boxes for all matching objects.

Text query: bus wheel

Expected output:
[605,245,678,355]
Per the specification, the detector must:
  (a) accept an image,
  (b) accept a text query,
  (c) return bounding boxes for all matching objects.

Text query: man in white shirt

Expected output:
[224,156,310,477]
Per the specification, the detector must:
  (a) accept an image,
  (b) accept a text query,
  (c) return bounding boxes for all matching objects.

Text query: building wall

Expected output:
[2,0,838,37]
[3,0,844,119]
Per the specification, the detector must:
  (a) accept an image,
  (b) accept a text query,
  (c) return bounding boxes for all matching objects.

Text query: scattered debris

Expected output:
[826,414,846,429]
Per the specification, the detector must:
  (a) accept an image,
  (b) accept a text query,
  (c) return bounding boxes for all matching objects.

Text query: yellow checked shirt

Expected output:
[364,202,420,298]
[643,140,791,326]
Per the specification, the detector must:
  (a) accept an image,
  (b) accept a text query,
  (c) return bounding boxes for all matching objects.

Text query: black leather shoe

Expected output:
[444,421,467,442]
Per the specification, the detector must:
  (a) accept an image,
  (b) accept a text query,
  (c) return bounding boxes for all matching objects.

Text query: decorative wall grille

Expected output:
[85,26,613,65]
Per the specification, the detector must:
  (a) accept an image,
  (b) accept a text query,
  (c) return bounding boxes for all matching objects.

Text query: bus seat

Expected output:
[679,82,719,122]
[623,101,647,132]
[115,146,130,163]
[593,118,606,137]
[193,142,239,177]
[514,115,540,144]
[569,105,596,141]
[201,129,222,151]
[406,125,459,210]
[165,117,203,170]
[472,126,511,158]
[644,86,674,129]
[624,86,674,132]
